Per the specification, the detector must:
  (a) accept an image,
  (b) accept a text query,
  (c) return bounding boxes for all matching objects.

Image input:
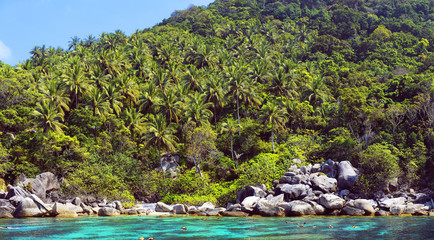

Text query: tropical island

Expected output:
[0,0,433,219]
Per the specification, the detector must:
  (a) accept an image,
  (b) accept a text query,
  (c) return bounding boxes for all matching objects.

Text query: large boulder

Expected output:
[236,185,267,203]
[390,205,406,215]
[276,184,310,200]
[35,172,60,193]
[309,173,337,193]
[347,199,375,215]
[0,208,13,218]
[52,202,80,218]
[5,186,32,200]
[254,196,285,217]
[378,197,406,209]
[173,204,187,214]
[321,159,338,178]
[337,161,358,189]
[341,206,365,216]
[12,197,48,218]
[198,202,215,212]
[98,207,120,216]
[155,202,173,212]
[241,196,260,213]
[279,175,308,185]
[319,194,345,210]
[285,201,315,216]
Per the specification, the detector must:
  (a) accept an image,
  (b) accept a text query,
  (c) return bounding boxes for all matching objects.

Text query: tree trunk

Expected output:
[195,159,203,177]
[271,121,275,153]
[236,93,240,135]
[230,134,236,168]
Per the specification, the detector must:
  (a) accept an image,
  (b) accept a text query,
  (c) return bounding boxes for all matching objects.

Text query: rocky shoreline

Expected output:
[1,159,433,219]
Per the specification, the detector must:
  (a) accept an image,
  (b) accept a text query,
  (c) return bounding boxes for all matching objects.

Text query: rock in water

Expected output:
[341,206,365,216]
[155,202,173,212]
[337,161,358,189]
[173,204,187,214]
[198,202,215,212]
[98,207,120,216]
[285,201,315,216]
[319,194,346,210]
[12,197,47,218]
[241,196,260,213]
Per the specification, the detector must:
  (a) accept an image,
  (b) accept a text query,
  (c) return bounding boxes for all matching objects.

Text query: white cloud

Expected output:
[0,41,12,62]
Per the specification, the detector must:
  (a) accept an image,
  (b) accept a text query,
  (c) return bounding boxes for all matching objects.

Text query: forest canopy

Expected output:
[0,0,433,205]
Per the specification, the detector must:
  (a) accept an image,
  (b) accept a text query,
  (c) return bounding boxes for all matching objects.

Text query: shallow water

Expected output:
[0,216,432,240]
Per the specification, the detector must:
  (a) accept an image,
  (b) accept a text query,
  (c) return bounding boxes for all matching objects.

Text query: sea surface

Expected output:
[0,215,432,239]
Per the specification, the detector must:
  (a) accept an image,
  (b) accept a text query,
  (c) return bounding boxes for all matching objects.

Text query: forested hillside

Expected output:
[0,0,433,205]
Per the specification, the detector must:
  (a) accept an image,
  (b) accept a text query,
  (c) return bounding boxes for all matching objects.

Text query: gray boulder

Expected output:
[12,197,47,218]
[155,202,173,212]
[226,203,241,212]
[113,201,124,211]
[321,159,338,178]
[207,207,226,216]
[390,205,406,215]
[241,196,260,213]
[285,200,315,216]
[198,202,215,212]
[276,184,310,200]
[173,204,187,214]
[311,164,321,173]
[341,206,365,216]
[337,161,358,189]
[98,207,120,216]
[5,186,32,200]
[237,185,267,203]
[53,202,80,218]
[347,199,375,215]
[310,173,337,193]
[254,197,285,217]
[35,172,60,193]
[0,208,13,218]
[279,175,308,185]
[379,197,406,209]
[319,194,345,210]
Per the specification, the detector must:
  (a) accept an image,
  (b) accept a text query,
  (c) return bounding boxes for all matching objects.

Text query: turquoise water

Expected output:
[0,216,432,239]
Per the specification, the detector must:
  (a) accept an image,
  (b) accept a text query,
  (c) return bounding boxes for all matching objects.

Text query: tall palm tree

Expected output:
[156,88,182,124]
[116,73,138,108]
[202,75,226,124]
[103,84,124,117]
[33,100,67,136]
[258,101,287,153]
[85,87,111,120]
[225,65,247,131]
[142,114,178,169]
[125,107,145,142]
[184,92,214,126]
[138,81,160,115]
[64,62,91,109]
[239,78,262,121]
[38,77,70,115]
[220,117,241,168]
[267,68,298,102]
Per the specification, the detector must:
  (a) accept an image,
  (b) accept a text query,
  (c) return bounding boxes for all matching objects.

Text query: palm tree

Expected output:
[103,84,124,117]
[64,62,91,109]
[156,88,182,124]
[85,87,111,120]
[304,75,331,108]
[33,100,67,136]
[239,78,262,121]
[38,77,70,115]
[138,81,160,115]
[267,68,298,102]
[258,101,287,153]
[184,92,214,126]
[220,117,241,168]
[202,75,226,124]
[116,73,138,108]
[142,114,178,169]
[125,107,145,142]
[225,65,247,130]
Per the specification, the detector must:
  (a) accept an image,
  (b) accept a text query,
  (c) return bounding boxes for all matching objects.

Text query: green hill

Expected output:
[0,0,433,205]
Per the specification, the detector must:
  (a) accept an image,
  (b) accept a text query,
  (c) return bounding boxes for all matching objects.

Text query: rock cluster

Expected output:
[220,159,434,217]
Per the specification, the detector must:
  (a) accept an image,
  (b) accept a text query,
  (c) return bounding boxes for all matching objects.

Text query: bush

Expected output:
[356,143,400,194]
[238,153,283,189]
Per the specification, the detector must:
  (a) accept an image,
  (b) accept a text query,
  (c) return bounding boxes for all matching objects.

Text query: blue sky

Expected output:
[0,0,214,66]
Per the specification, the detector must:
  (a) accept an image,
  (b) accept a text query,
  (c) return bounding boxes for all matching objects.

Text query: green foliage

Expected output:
[356,143,400,193]
[0,0,432,205]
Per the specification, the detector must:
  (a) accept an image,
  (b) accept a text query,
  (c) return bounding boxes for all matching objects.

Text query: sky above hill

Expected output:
[0,0,214,66]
